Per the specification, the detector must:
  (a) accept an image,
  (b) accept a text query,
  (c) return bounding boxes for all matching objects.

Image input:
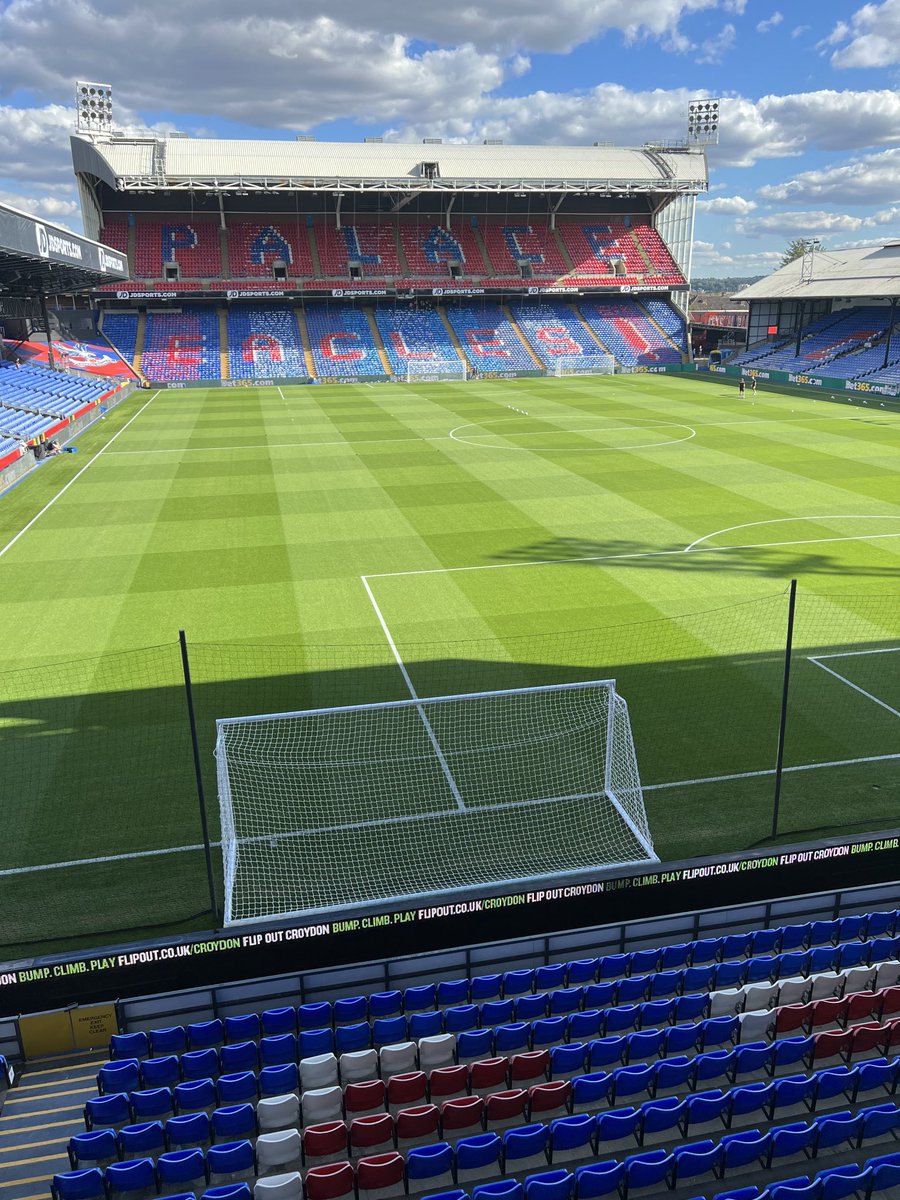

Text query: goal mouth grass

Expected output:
[215,680,657,925]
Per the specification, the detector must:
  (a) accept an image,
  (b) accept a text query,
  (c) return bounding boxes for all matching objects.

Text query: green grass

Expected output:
[1,375,898,955]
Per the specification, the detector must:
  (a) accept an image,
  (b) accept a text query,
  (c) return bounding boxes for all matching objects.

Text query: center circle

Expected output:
[448,414,696,452]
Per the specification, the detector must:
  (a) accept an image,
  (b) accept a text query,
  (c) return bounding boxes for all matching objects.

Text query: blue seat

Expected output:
[224,1014,260,1044]
[68,1129,117,1169]
[616,976,650,1004]
[158,1148,206,1190]
[701,1016,739,1050]
[596,1106,640,1149]
[217,1072,257,1106]
[685,1088,731,1135]
[517,994,550,1022]
[219,1041,258,1074]
[837,942,868,971]
[411,1011,445,1039]
[202,1186,252,1200]
[640,999,676,1029]
[474,1182,524,1200]
[860,1101,900,1144]
[174,1078,216,1115]
[733,1042,774,1081]
[370,990,403,1020]
[745,957,775,984]
[51,1168,106,1200]
[118,1120,164,1158]
[567,1012,602,1042]
[777,951,810,978]
[773,1037,814,1072]
[455,1132,502,1177]
[405,984,437,1014]
[141,1055,180,1089]
[672,1138,723,1186]
[482,1000,515,1027]
[504,970,535,998]
[182,1048,219,1081]
[166,1111,212,1151]
[781,924,811,952]
[771,1074,816,1117]
[550,988,583,1017]
[262,1007,298,1036]
[866,912,896,939]
[808,947,836,973]
[298,1002,332,1031]
[550,1045,587,1080]
[693,938,723,966]
[630,950,660,975]
[407,1141,454,1188]
[767,1121,815,1165]
[836,915,867,943]
[571,1072,611,1111]
[813,1066,856,1108]
[333,996,367,1025]
[110,1032,149,1061]
[694,1049,735,1087]
[260,1033,297,1066]
[374,1016,408,1046]
[131,1088,175,1121]
[623,1149,674,1193]
[297,1028,333,1058]
[188,1020,224,1050]
[106,1157,157,1196]
[626,1029,664,1063]
[603,1006,639,1035]
[653,1055,694,1094]
[85,1092,131,1131]
[683,965,715,993]
[715,962,747,990]
[639,1095,687,1141]
[675,994,709,1024]
[206,1139,254,1181]
[424,1192,467,1200]
[525,1168,573,1200]
[661,943,691,971]
[471,975,502,1003]
[815,1163,867,1200]
[573,1160,623,1199]
[537,965,567,991]
[458,1029,493,1061]
[721,933,754,960]
[855,1057,898,1102]
[549,1113,594,1161]
[98,1060,140,1095]
[566,960,598,986]
[867,1151,900,1194]
[871,936,900,962]
[583,984,616,1010]
[446,1005,480,1034]
[812,1109,860,1152]
[504,1122,550,1169]
[665,1024,701,1055]
[649,972,681,1000]
[729,1082,774,1121]
[212,1103,256,1141]
[437,979,470,1007]
[150,1027,187,1056]
[533,1018,569,1050]
[610,1063,653,1105]
[764,1177,818,1200]
[721,1128,769,1172]
[597,955,630,982]
[587,1037,626,1070]
[335,1022,370,1053]
[495,1023,530,1055]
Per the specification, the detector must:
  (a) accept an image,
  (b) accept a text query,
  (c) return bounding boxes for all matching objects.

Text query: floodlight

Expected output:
[75,81,114,133]
[687,98,720,146]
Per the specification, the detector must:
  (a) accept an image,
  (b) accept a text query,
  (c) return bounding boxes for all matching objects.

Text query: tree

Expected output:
[781,238,823,267]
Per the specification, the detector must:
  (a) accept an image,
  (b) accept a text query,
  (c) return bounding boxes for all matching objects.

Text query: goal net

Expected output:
[552,354,616,376]
[405,359,468,383]
[215,680,656,925]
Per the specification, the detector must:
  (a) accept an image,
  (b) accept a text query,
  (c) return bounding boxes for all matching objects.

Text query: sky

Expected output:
[0,0,899,278]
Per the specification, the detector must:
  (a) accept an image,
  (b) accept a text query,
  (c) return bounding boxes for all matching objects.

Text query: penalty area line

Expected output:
[807,657,900,721]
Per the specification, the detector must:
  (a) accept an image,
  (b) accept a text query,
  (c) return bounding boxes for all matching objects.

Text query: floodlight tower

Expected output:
[75,81,114,135]
[687,99,720,147]
[800,237,820,284]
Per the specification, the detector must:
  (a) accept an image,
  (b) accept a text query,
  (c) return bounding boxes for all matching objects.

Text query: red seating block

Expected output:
[440,1095,484,1135]
[485,1088,528,1130]
[303,1120,349,1166]
[510,1050,550,1085]
[429,1065,469,1103]
[469,1058,509,1096]
[396,1103,441,1146]
[387,1071,427,1113]
[349,1112,395,1157]
[306,1162,356,1200]
[344,1080,387,1119]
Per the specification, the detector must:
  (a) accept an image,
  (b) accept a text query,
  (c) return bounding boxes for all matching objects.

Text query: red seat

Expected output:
[429,1064,469,1102]
[879,988,900,1022]
[349,1112,395,1158]
[846,990,883,1026]
[387,1070,427,1114]
[510,1050,549,1085]
[303,1120,349,1166]
[469,1058,509,1096]
[529,1079,572,1119]
[812,1028,853,1064]
[775,1003,813,1037]
[344,1079,387,1119]
[356,1151,405,1200]
[440,1094,484,1138]
[849,1022,888,1060]
[485,1088,528,1130]
[884,1018,900,1053]
[306,1161,356,1200]
[811,996,848,1031]
[396,1103,440,1147]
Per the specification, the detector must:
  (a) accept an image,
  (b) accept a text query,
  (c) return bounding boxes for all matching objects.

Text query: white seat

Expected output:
[808,971,845,1002]
[843,965,876,995]
[301,1085,343,1127]
[379,1041,418,1080]
[708,988,744,1017]
[418,1033,456,1072]
[340,1048,380,1084]
[254,1172,304,1200]
[257,1128,303,1177]
[739,1009,774,1043]
[300,1052,339,1091]
[775,976,811,1008]
[876,961,900,990]
[742,982,778,1012]
[258,1093,301,1133]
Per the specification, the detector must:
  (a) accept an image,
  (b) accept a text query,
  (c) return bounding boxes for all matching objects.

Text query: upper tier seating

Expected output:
[444,304,537,371]
[576,300,684,366]
[373,305,461,376]
[134,218,222,279]
[141,309,221,381]
[557,222,647,284]
[102,313,139,364]
[478,222,567,278]
[507,301,604,367]
[315,223,401,278]
[227,306,307,379]
[304,305,384,378]
[100,218,129,256]
[630,225,685,285]
[227,222,313,279]
[397,223,487,279]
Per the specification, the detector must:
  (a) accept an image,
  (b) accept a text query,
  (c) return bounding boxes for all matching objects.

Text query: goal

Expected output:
[552,354,616,376]
[215,680,657,925]
[405,359,468,383]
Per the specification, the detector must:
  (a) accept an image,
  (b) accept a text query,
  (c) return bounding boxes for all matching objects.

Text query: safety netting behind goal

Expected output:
[552,354,616,376]
[216,681,656,925]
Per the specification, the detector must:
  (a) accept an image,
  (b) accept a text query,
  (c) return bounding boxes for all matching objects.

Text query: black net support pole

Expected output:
[771,579,798,840]
[179,629,221,926]
[38,287,56,372]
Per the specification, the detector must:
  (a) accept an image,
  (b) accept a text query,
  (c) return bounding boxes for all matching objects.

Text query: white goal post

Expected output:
[215,680,657,926]
[552,354,616,376]
[404,359,468,383]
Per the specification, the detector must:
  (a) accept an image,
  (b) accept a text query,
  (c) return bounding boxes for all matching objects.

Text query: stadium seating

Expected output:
[729,307,896,385]
[303,305,385,378]
[557,222,646,284]
[630,224,685,286]
[575,299,685,366]
[100,218,129,257]
[444,304,537,372]
[314,223,401,278]
[134,217,222,279]
[372,304,461,376]
[397,222,487,279]
[226,222,313,279]
[0,358,111,449]
[478,223,567,279]
[227,306,307,379]
[507,302,603,368]
[141,309,221,382]
[102,313,140,364]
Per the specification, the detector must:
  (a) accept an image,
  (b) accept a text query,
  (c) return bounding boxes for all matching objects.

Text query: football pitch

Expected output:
[1,374,898,955]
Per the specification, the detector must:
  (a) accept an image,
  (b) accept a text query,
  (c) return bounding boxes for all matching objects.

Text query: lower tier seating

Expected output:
[142,309,221,382]
[444,305,537,372]
[228,307,307,379]
[576,300,684,366]
[304,306,384,378]
[372,305,460,376]
[507,302,604,367]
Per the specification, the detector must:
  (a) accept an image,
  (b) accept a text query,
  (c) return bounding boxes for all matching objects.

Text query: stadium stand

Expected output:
[314,222,401,279]
[304,304,384,378]
[227,306,307,379]
[102,312,140,364]
[227,222,314,280]
[134,218,222,279]
[0,358,111,435]
[479,222,568,279]
[557,221,648,285]
[99,218,129,257]
[397,222,487,279]
[576,299,686,366]
[445,304,538,372]
[729,308,893,377]
[373,304,461,376]
[141,309,221,382]
[507,302,603,367]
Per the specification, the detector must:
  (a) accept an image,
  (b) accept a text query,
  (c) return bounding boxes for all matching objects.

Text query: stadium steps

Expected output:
[294,307,318,378]
[219,225,231,278]
[126,221,135,274]
[552,227,575,274]
[629,227,654,272]
[364,307,395,375]
[218,308,230,379]
[471,224,496,276]
[0,1051,106,1200]
[570,302,614,357]
[436,304,471,366]
[503,304,545,368]
[637,300,685,356]
[307,224,324,279]
[132,311,147,377]
[393,228,412,278]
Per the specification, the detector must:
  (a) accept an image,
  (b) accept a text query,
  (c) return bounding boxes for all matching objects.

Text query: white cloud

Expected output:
[757,11,783,33]
[697,194,757,215]
[825,0,900,68]
[695,22,736,63]
[0,189,79,225]
[737,210,871,237]
[792,24,811,37]
[759,146,900,205]
[691,238,782,272]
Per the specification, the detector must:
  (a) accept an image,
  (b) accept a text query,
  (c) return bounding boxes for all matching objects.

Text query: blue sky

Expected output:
[0,0,898,277]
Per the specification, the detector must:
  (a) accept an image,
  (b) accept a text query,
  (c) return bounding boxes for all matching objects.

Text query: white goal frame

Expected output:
[404,359,468,383]
[552,354,616,376]
[215,679,657,926]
